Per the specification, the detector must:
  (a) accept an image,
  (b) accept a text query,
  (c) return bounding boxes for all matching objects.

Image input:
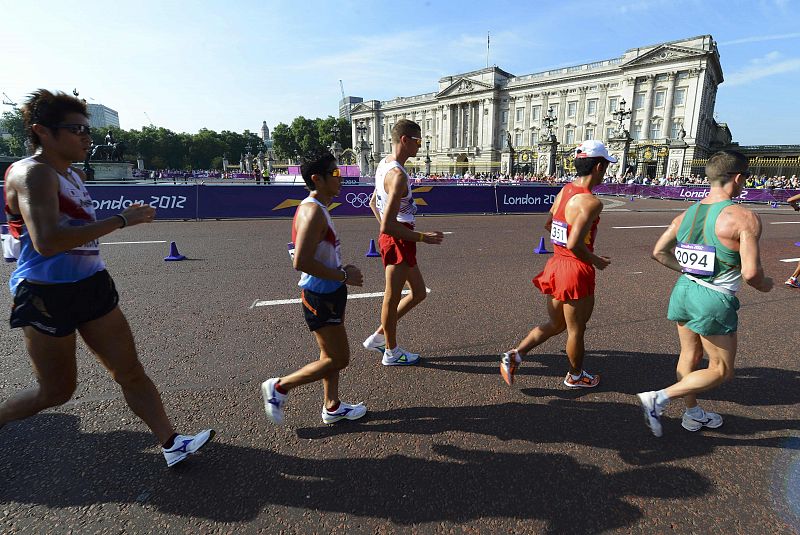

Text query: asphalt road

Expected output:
[1,197,798,534]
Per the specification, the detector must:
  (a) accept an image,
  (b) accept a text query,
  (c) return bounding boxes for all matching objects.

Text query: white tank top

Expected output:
[374,158,417,224]
[293,197,343,293]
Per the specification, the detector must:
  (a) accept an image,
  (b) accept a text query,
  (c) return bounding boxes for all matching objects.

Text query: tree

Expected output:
[0,108,26,156]
[272,122,298,161]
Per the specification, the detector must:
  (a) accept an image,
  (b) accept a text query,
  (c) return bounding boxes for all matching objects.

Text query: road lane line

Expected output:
[252,287,431,308]
[770,222,800,225]
[101,240,168,245]
[611,225,670,229]
[780,258,800,263]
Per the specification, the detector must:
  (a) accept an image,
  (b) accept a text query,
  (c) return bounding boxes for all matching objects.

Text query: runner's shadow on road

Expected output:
[0,414,711,530]
[424,351,800,406]
[296,400,800,466]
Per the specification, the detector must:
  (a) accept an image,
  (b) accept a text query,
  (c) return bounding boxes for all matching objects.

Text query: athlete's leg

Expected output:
[515,296,567,355]
[381,262,411,350]
[664,332,736,399]
[674,322,704,409]
[374,264,425,338]
[278,324,350,410]
[562,295,595,375]
[78,307,175,444]
[0,328,78,426]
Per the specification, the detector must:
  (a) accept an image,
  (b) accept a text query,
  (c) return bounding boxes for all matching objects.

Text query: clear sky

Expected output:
[1,0,796,145]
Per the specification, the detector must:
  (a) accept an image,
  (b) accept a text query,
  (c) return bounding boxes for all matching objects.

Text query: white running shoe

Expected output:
[681,409,723,432]
[362,332,386,353]
[382,346,420,366]
[162,429,215,467]
[321,401,368,424]
[636,391,663,437]
[261,378,287,424]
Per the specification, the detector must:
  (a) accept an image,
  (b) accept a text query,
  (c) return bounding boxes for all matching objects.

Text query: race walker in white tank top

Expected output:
[373,158,417,224]
[290,196,343,294]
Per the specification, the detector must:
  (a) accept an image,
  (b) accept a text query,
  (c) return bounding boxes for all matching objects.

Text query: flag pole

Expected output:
[486,31,490,69]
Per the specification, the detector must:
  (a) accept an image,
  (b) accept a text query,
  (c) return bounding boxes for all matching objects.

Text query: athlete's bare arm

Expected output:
[787,192,800,211]
[565,194,610,269]
[293,203,363,286]
[735,209,772,292]
[544,190,563,232]
[380,168,443,244]
[369,191,381,223]
[652,212,685,273]
[8,162,155,257]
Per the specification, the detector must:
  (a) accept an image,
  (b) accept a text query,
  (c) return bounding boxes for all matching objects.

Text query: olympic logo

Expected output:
[346,192,372,208]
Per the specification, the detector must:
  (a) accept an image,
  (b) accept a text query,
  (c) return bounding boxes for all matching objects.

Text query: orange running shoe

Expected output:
[500,350,521,386]
[563,370,600,388]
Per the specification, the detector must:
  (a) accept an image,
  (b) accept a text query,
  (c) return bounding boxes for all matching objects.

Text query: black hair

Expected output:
[21,89,88,148]
[300,152,337,190]
[574,156,605,176]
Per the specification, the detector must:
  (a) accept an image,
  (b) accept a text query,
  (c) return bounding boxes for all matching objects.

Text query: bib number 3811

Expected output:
[675,242,715,276]
[550,220,568,247]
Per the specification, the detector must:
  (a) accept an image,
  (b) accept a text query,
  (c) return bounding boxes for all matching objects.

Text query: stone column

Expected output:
[663,72,677,140]
[558,89,568,143]
[478,100,485,148]
[524,94,532,145]
[597,83,609,139]
[576,86,588,141]
[641,74,655,140]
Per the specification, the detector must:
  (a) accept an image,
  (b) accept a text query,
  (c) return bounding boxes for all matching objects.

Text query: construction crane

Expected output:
[143,111,154,127]
[1,91,17,107]
[339,80,349,122]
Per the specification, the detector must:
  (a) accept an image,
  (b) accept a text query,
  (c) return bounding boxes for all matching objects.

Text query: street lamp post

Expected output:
[540,106,559,176]
[425,137,431,176]
[368,142,375,175]
[611,99,633,179]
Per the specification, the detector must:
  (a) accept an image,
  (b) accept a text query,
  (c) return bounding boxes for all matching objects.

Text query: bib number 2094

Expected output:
[675,242,714,277]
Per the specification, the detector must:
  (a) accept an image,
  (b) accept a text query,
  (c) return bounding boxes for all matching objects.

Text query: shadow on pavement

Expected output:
[0,414,711,530]
[423,350,800,406]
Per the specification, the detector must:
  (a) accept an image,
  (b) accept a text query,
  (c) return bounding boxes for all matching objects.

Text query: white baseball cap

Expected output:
[575,140,618,163]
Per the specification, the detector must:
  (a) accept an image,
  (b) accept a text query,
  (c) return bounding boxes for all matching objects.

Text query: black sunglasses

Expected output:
[51,123,91,136]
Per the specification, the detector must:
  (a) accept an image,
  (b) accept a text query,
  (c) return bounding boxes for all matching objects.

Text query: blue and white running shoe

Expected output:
[162,429,215,467]
[261,378,287,425]
[321,401,367,424]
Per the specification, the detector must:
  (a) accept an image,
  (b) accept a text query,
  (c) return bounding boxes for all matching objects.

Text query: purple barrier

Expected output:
[495,186,562,213]
[595,184,800,202]
[85,185,198,220]
[196,184,505,218]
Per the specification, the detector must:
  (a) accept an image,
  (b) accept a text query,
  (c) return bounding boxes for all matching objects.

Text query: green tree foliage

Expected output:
[1,111,352,169]
[0,108,26,156]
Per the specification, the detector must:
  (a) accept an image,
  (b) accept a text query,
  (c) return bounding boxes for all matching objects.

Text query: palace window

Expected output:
[502,111,508,124]
[650,121,662,139]
[531,131,538,144]
[565,128,575,145]
[670,120,683,139]
[608,97,619,112]
[426,119,431,131]
[549,103,559,118]
[632,122,643,140]
[515,133,522,147]
[587,99,598,116]
[654,90,666,108]
[567,101,577,118]
[585,127,595,140]
[674,88,687,106]
[634,92,646,110]
[531,105,541,121]
[516,107,524,122]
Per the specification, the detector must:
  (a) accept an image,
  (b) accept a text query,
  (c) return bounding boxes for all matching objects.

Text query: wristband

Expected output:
[114,214,128,228]
[417,232,424,242]
[339,267,348,283]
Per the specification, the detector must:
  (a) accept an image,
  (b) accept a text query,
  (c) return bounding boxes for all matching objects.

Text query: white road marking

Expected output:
[611,225,670,229]
[252,287,432,308]
[100,240,167,245]
[770,221,800,225]
[443,231,454,235]
[629,271,644,274]
[780,258,800,263]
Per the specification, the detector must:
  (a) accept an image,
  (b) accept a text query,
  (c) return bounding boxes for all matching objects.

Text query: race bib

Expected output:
[66,239,100,256]
[287,242,296,263]
[550,220,568,247]
[675,242,715,276]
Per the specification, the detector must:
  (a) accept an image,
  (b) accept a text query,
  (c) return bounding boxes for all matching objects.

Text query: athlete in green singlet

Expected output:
[636,150,773,437]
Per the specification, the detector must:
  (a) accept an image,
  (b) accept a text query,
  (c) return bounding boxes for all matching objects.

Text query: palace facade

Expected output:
[350,35,731,177]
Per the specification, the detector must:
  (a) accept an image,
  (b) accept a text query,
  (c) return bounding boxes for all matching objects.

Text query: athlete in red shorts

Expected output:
[363,119,443,365]
[500,140,614,388]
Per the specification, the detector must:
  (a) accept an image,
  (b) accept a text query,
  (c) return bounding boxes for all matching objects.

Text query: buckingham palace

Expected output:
[349,35,731,179]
